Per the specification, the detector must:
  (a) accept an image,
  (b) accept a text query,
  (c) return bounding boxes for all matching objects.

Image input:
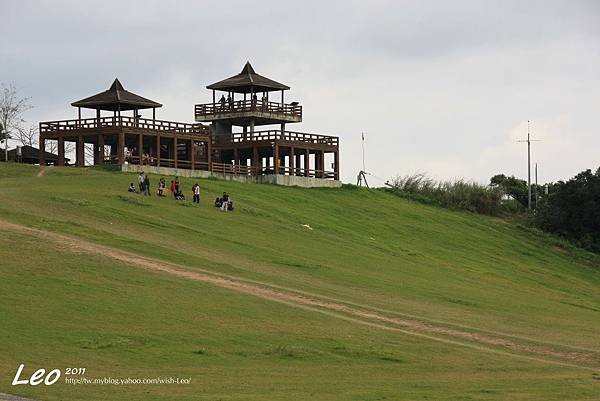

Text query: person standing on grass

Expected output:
[192,183,201,204]
[138,171,145,193]
[144,174,151,196]
[170,180,176,198]
[158,177,165,196]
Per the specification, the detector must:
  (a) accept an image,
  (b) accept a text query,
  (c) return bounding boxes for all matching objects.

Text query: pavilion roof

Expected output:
[71,79,162,111]
[207,62,290,93]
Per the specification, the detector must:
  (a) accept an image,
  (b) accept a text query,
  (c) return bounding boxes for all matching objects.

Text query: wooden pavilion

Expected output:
[195,62,339,179]
[39,79,211,169]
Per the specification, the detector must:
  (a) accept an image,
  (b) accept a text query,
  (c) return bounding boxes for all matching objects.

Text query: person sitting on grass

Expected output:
[128,183,136,193]
[214,197,222,208]
[175,190,185,201]
[221,192,230,212]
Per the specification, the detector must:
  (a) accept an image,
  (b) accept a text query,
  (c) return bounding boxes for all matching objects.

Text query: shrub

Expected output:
[386,173,507,216]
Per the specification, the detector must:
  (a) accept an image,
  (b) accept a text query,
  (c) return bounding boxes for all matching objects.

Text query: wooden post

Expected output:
[334,151,339,180]
[58,136,65,166]
[233,147,239,174]
[190,139,195,170]
[174,137,178,168]
[39,137,46,166]
[253,145,259,175]
[152,108,156,123]
[274,142,280,175]
[118,132,125,165]
[138,133,143,164]
[97,134,104,165]
[207,137,212,171]
[156,135,161,167]
[320,150,325,178]
[78,107,81,127]
[290,147,295,176]
[96,108,100,127]
[304,149,310,177]
[76,135,84,166]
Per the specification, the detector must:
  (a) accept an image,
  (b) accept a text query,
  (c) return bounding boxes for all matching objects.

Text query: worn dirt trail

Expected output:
[2,220,599,371]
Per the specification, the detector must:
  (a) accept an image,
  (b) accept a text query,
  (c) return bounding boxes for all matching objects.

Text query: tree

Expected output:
[536,168,600,252]
[490,174,528,208]
[0,83,33,161]
[17,125,38,147]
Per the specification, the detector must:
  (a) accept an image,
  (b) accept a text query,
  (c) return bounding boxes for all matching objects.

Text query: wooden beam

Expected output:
[207,137,212,171]
[290,146,295,175]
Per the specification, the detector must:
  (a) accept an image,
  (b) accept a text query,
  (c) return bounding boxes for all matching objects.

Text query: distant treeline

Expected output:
[385,168,600,253]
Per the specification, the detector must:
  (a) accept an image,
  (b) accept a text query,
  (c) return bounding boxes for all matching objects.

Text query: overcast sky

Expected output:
[1,0,598,184]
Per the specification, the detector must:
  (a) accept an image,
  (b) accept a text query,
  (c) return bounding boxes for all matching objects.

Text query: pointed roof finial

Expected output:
[241,61,256,75]
[109,78,124,91]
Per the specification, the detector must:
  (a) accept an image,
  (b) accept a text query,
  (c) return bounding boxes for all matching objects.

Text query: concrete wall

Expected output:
[121,164,342,188]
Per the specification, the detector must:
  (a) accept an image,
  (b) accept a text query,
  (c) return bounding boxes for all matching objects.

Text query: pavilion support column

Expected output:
[156,135,161,167]
[97,134,104,165]
[233,147,239,174]
[207,139,212,171]
[252,145,259,175]
[39,137,46,166]
[290,147,295,176]
[138,133,143,165]
[334,151,339,180]
[58,136,65,166]
[250,119,255,135]
[93,142,99,165]
[190,140,195,170]
[274,142,280,175]
[304,149,310,177]
[77,135,84,167]
[118,132,125,165]
[316,150,324,178]
[174,137,178,168]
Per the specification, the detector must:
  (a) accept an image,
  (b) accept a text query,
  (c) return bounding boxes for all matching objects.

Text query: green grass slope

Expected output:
[0,163,598,400]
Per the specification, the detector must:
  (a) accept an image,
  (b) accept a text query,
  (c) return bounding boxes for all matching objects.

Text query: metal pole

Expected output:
[527,131,531,210]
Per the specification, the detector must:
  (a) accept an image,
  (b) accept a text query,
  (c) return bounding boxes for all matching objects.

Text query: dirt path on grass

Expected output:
[2,220,599,371]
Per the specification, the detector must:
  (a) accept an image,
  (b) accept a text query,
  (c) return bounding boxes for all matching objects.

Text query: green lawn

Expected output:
[0,163,598,400]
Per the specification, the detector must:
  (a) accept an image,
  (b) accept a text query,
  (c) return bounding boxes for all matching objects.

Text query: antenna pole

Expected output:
[527,122,531,210]
[361,132,366,172]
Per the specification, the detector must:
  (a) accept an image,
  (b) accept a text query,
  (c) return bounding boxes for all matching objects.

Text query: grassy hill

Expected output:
[0,163,598,401]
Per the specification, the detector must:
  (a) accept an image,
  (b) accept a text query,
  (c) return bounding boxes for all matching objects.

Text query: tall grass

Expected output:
[386,173,516,216]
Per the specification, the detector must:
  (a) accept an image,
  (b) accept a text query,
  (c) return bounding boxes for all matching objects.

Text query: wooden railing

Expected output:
[195,100,302,119]
[211,162,258,176]
[40,116,209,136]
[229,130,338,146]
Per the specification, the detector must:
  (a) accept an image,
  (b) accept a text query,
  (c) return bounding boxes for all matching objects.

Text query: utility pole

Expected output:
[517,120,540,210]
[535,163,538,210]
